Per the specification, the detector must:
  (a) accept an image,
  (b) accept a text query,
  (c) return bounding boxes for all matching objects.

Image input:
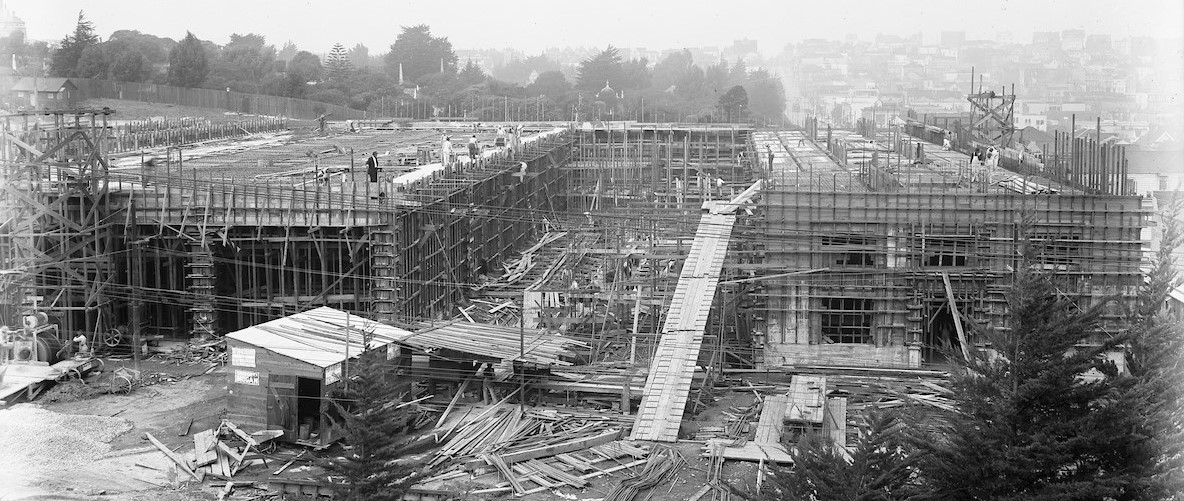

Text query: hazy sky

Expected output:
[12,0,1184,56]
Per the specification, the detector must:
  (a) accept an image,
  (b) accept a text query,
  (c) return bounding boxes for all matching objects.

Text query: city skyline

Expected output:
[11,0,1184,57]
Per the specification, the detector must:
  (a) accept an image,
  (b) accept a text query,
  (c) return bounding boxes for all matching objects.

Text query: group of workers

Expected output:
[356,124,527,185]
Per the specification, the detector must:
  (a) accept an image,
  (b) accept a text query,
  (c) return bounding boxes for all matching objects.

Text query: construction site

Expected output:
[0,89,1157,500]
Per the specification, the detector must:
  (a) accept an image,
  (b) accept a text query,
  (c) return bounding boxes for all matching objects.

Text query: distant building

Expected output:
[10,77,78,109]
[940,31,966,47]
[1061,29,1086,51]
[0,1,25,39]
[1033,32,1061,50]
[1086,34,1112,53]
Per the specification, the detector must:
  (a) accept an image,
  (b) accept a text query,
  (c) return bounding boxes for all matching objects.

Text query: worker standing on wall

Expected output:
[766,145,774,171]
[442,135,453,172]
[468,135,480,170]
[366,151,379,182]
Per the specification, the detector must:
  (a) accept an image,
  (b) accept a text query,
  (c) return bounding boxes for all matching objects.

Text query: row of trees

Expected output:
[760,212,1184,500]
[37,13,786,124]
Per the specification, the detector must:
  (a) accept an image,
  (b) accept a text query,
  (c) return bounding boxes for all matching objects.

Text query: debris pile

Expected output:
[145,419,285,491]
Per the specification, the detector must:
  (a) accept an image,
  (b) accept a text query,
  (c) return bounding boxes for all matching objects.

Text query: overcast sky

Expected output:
[11,0,1184,56]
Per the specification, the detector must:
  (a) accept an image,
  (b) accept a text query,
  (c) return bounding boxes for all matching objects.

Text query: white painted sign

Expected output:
[325,363,342,385]
[387,343,400,360]
[231,346,256,368]
[234,369,260,386]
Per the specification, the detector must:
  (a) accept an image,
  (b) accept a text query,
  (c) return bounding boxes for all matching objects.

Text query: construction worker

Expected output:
[442,135,453,170]
[468,135,480,169]
[942,132,952,151]
[766,145,774,171]
[366,151,379,182]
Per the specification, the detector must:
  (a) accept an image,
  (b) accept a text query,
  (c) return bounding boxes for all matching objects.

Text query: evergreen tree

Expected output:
[717,85,748,123]
[745,69,786,125]
[917,241,1138,500]
[1123,201,1184,499]
[325,43,353,82]
[167,32,208,87]
[759,411,925,501]
[323,351,423,501]
[348,43,370,69]
[383,25,457,84]
[456,59,485,88]
[48,11,99,77]
[576,46,623,92]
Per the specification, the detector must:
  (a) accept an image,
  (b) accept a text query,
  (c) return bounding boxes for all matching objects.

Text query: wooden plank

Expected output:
[193,429,217,475]
[754,395,789,444]
[145,432,200,480]
[942,272,973,362]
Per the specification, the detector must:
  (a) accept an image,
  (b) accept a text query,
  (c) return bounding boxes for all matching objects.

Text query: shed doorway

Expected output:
[296,377,322,439]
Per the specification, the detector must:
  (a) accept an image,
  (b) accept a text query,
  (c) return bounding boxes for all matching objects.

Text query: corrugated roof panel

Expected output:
[225,307,414,368]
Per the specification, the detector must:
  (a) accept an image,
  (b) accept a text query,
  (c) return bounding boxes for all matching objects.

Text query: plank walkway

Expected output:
[630,212,737,442]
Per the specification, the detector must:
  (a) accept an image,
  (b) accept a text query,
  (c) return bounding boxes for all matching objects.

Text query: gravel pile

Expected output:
[0,405,133,476]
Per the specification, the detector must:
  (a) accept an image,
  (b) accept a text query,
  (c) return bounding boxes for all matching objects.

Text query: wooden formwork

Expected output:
[564,125,756,211]
[751,189,1149,368]
[108,130,575,336]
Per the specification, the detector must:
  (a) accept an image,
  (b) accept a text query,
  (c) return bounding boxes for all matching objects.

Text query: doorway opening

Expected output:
[296,377,322,437]
[923,300,961,365]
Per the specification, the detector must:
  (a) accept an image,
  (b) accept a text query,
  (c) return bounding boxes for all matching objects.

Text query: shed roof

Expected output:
[11,77,75,93]
[225,307,414,368]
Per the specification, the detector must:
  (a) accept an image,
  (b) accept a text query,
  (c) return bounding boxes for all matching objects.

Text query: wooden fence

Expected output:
[71,78,367,121]
[107,117,288,153]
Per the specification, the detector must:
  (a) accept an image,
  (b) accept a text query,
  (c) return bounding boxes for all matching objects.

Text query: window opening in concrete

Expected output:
[1031,233,1082,271]
[921,235,973,267]
[821,235,876,266]
[821,297,874,344]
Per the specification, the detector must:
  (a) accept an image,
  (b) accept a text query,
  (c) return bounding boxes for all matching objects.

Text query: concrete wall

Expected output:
[763,342,910,367]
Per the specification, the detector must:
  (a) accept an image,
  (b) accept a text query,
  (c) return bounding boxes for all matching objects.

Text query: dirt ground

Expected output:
[0,359,229,501]
[1,360,770,501]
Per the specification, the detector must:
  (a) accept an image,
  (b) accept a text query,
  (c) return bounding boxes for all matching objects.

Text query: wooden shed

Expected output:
[225,307,413,443]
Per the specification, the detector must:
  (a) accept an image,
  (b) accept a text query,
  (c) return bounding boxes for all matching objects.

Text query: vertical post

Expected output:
[130,200,142,371]
[519,316,525,413]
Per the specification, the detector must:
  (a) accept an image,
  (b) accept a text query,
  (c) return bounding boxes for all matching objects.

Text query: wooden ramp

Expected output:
[630,212,737,441]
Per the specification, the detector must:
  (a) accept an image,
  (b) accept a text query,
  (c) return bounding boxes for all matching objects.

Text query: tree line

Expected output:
[30,12,785,123]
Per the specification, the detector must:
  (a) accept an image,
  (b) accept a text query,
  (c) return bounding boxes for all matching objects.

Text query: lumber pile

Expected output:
[405,320,585,365]
[485,231,568,286]
[422,403,648,495]
[824,374,955,414]
[603,445,685,501]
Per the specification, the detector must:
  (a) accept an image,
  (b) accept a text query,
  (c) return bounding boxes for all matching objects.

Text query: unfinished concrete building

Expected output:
[0,110,1150,438]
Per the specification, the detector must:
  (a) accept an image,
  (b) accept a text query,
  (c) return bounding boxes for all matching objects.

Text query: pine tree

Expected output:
[758,411,925,501]
[325,43,353,82]
[917,241,1138,500]
[323,351,424,501]
[48,11,99,77]
[1122,201,1184,499]
[167,32,208,87]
